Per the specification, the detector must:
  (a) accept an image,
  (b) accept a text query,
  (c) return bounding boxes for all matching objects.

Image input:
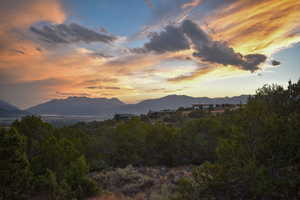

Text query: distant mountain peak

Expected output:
[0,99,19,111]
[0,99,28,117]
[27,96,125,116]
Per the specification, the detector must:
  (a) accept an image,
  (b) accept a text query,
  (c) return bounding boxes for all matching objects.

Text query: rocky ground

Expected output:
[88,165,194,200]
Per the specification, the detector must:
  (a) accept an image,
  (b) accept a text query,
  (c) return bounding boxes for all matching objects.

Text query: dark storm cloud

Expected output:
[144,25,190,53]
[242,54,267,71]
[140,19,268,72]
[181,19,210,43]
[181,20,267,71]
[30,23,117,44]
[271,60,281,66]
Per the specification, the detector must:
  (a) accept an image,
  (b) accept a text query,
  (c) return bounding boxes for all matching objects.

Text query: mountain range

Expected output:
[0,95,249,118]
[27,95,248,117]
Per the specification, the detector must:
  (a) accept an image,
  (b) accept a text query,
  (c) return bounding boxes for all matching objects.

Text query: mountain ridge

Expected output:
[25,94,250,117]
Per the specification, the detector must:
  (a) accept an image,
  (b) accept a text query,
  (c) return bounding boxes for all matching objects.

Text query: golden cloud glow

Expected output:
[207,0,300,55]
[0,0,67,93]
[0,0,65,32]
[172,0,300,83]
[0,0,65,57]
[168,66,216,82]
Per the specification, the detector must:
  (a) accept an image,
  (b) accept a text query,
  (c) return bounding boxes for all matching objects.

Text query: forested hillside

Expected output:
[1,80,299,200]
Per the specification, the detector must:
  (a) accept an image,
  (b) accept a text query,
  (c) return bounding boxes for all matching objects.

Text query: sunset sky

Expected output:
[1,0,300,108]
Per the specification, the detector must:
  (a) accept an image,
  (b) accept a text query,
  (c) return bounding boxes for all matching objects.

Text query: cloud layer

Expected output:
[31,23,116,44]
[1,0,300,108]
[207,0,300,55]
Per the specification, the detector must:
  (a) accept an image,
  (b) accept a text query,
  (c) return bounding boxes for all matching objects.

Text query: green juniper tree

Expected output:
[0,128,32,200]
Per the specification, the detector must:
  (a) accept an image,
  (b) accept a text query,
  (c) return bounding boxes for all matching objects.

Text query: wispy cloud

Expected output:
[82,78,119,85]
[168,65,215,82]
[181,0,204,9]
[31,23,117,44]
[144,0,154,9]
[132,0,205,40]
[86,86,121,90]
[56,92,91,97]
[207,0,300,55]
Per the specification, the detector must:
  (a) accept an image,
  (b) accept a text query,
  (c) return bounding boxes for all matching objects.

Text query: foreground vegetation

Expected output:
[174,80,300,200]
[0,80,299,199]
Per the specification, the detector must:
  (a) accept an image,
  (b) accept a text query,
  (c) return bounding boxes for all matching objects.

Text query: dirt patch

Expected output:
[89,165,193,200]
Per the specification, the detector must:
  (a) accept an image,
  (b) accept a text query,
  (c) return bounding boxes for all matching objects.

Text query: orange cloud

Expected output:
[181,0,203,9]
[0,2,114,105]
[0,1,137,106]
[0,0,65,29]
[0,0,65,57]
[0,0,67,94]
[168,65,216,82]
[97,50,193,76]
[207,0,300,55]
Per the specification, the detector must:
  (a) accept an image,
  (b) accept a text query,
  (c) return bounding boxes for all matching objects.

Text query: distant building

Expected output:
[160,109,174,113]
[192,104,214,110]
[114,114,136,121]
[147,109,175,119]
[192,103,240,111]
